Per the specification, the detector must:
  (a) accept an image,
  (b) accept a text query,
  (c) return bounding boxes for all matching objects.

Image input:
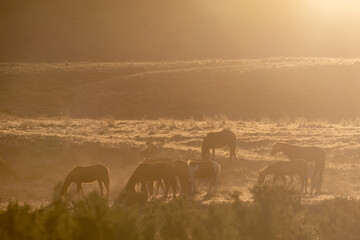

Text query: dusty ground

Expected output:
[1,116,360,207]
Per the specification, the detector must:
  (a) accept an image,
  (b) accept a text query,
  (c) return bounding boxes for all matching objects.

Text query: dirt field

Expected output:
[1,116,359,206]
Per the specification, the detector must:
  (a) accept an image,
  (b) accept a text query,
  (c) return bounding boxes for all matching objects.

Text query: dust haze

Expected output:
[1,1,360,239]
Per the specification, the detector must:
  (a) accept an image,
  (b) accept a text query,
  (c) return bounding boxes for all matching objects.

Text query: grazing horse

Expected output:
[126,162,177,199]
[258,160,310,193]
[142,158,190,196]
[171,160,191,195]
[142,158,173,164]
[59,164,110,198]
[188,160,220,196]
[271,142,326,194]
[201,129,236,160]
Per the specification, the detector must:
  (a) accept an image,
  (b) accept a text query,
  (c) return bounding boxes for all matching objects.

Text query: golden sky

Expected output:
[1,0,360,61]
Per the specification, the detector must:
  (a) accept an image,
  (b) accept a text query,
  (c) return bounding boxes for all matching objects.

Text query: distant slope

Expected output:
[1,58,360,120]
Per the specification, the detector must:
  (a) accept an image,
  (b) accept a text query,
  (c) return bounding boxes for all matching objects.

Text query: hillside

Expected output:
[1,58,360,120]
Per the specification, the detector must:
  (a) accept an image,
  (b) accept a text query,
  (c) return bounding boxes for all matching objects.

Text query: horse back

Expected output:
[136,162,176,181]
[171,160,189,177]
[189,161,217,179]
[69,164,109,183]
[203,130,236,148]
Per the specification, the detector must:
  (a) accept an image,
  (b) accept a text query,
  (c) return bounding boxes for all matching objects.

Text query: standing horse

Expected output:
[201,129,236,160]
[188,160,220,196]
[258,160,310,193]
[126,162,177,199]
[59,164,110,199]
[142,158,190,196]
[271,142,325,194]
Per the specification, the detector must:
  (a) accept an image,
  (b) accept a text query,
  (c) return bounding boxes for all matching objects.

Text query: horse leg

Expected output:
[140,181,149,198]
[286,174,293,185]
[304,175,309,194]
[188,175,196,194]
[300,177,304,193]
[192,179,199,194]
[272,175,278,185]
[157,180,165,196]
[229,145,236,159]
[207,174,218,196]
[77,183,84,199]
[207,180,213,196]
[212,148,215,159]
[171,178,177,199]
[148,181,154,197]
[104,180,110,197]
[310,169,319,195]
[97,180,104,196]
[77,183,81,199]
[162,180,169,199]
[317,168,324,194]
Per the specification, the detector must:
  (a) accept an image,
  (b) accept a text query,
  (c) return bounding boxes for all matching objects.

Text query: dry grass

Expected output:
[1,116,360,205]
[2,58,360,120]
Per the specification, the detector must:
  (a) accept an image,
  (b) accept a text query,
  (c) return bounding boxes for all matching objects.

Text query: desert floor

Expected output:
[1,116,360,207]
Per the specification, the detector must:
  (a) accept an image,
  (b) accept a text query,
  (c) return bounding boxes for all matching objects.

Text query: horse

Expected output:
[142,158,190,196]
[201,129,236,160]
[188,160,221,196]
[258,159,310,193]
[142,158,173,164]
[59,164,110,199]
[271,142,326,194]
[126,162,177,199]
[171,160,191,195]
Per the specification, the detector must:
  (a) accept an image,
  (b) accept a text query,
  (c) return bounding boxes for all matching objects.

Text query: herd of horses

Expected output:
[58,129,326,200]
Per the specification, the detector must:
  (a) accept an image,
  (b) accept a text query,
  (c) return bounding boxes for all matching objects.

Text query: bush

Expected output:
[1,186,360,240]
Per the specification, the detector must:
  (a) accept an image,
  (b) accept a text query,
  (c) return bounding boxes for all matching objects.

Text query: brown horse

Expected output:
[271,142,325,194]
[59,164,110,198]
[126,162,177,199]
[188,160,220,196]
[171,160,191,195]
[258,160,310,193]
[201,129,236,160]
[142,158,173,164]
[142,158,190,196]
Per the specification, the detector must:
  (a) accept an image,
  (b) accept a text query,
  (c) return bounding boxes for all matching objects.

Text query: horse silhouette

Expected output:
[271,142,325,194]
[142,158,190,196]
[126,162,177,199]
[201,129,236,160]
[258,159,310,193]
[188,160,220,196]
[59,164,110,199]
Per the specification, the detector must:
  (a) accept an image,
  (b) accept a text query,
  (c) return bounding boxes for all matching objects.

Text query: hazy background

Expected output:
[2,0,360,62]
[2,0,360,206]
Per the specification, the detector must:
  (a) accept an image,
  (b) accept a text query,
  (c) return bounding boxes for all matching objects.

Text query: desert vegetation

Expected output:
[1,60,360,239]
[1,186,360,240]
[1,115,360,202]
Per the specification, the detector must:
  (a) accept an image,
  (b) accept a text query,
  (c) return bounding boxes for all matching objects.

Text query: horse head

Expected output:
[270,141,282,156]
[125,177,137,192]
